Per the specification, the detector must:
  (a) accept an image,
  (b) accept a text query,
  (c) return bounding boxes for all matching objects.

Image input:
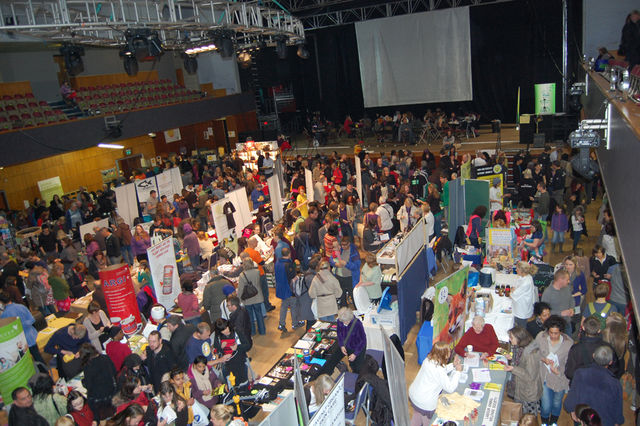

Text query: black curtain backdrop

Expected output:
[242,0,582,124]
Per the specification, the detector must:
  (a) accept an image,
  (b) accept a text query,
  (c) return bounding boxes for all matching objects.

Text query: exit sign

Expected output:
[125,148,132,156]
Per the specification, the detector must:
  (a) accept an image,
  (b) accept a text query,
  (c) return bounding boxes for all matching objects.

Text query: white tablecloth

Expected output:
[465,287,514,342]
[361,307,400,351]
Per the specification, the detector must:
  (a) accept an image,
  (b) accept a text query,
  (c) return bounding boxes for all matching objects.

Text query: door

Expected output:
[117,154,143,179]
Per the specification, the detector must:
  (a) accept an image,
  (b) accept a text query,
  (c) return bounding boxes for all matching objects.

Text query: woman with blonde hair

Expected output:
[511,261,538,328]
[408,341,462,425]
[308,258,342,321]
[602,312,627,376]
[304,374,334,417]
[48,262,71,312]
[209,404,245,426]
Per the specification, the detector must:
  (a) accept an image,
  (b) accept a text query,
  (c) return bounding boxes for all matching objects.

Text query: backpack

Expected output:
[587,302,612,329]
[291,274,308,297]
[298,236,313,271]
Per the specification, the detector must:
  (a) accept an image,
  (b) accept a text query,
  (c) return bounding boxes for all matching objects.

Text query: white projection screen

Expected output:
[355,7,472,108]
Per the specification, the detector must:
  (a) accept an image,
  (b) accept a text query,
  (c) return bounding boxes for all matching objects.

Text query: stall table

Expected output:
[70,292,94,314]
[36,316,77,351]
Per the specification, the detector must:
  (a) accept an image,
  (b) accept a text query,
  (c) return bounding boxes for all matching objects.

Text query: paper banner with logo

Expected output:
[0,317,35,404]
[164,128,182,143]
[99,264,143,335]
[135,177,158,204]
[155,170,174,200]
[432,266,469,347]
[304,168,314,203]
[37,176,64,203]
[147,237,180,310]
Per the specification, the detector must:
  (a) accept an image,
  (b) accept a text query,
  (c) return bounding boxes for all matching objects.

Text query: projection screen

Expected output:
[355,7,472,108]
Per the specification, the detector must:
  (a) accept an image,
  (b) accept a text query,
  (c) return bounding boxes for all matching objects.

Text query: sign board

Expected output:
[101,168,117,183]
[308,375,345,426]
[99,264,143,334]
[79,218,109,246]
[0,317,36,404]
[304,168,314,203]
[114,183,139,228]
[382,328,410,426]
[355,156,363,207]
[534,83,556,114]
[164,128,182,143]
[135,177,158,205]
[37,176,64,203]
[432,266,469,346]
[147,238,180,310]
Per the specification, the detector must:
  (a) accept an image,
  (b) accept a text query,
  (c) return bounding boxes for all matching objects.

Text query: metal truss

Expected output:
[270,0,510,30]
[0,1,305,50]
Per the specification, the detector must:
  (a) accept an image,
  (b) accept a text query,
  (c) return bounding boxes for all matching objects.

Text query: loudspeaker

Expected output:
[533,133,545,148]
[519,123,534,144]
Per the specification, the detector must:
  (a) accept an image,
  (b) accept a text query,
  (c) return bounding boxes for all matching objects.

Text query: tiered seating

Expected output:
[74,79,203,115]
[0,93,66,131]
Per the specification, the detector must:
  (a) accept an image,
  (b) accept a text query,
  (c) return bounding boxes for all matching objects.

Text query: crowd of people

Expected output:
[0,141,631,426]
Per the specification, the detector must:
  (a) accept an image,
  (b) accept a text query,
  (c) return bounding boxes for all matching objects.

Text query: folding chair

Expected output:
[345,382,370,426]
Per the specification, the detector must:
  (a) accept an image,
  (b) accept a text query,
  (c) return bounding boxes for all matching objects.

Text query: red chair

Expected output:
[16,103,28,112]
[2,95,15,107]
[38,100,49,108]
[4,104,16,113]
[32,111,46,124]
[0,116,9,130]
[28,101,39,110]
[20,112,34,126]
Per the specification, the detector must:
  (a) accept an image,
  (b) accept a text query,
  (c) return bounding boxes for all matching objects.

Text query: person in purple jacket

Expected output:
[550,204,568,253]
[337,307,367,373]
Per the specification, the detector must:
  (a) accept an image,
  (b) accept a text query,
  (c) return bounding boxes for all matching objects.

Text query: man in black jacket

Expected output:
[304,207,322,252]
[228,296,252,349]
[142,330,177,392]
[8,387,48,426]
[38,225,58,259]
[565,316,621,381]
[166,316,196,369]
[102,227,122,265]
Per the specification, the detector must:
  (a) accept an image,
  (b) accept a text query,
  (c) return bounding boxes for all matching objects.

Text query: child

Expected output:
[571,206,585,250]
[67,390,95,426]
[156,381,188,426]
[550,205,568,253]
[581,283,615,329]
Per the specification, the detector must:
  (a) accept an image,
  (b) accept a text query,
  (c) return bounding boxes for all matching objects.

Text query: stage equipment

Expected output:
[60,44,85,76]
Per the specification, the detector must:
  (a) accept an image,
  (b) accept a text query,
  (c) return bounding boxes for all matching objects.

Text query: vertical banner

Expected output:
[0,317,35,404]
[534,83,556,114]
[147,238,180,310]
[135,176,158,203]
[308,375,345,426]
[115,183,139,228]
[211,197,232,240]
[268,175,283,222]
[382,327,410,426]
[432,266,469,346]
[304,169,314,203]
[170,167,184,196]
[37,176,64,203]
[355,156,363,207]
[79,218,109,246]
[100,264,143,335]
[156,170,174,200]
[293,358,310,425]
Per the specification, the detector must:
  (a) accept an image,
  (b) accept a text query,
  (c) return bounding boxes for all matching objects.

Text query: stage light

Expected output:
[183,55,198,75]
[237,51,251,68]
[276,38,287,59]
[98,143,124,149]
[124,28,164,61]
[120,52,138,76]
[221,38,234,58]
[60,44,85,76]
[296,44,309,59]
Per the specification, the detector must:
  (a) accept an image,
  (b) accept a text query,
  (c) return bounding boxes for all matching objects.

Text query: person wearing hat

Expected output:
[220,284,236,320]
[105,326,131,372]
[489,177,504,213]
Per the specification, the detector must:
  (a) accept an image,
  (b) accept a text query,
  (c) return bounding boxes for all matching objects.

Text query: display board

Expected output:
[382,327,410,425]
[147,238,181,310]
[308,375,345,426]
[535,83,556,114]
[78,218,109,246]
[396,217,426,276]
[170,167,183,196]
[156,170,174,199]
[0,317,35,404]
[485,228,515,269]
[432,266,469,346]
[464,179,490,221]
[99,264,143,334]
[135,176,158,204]
[293,359,310,425]
[37,176,64,203]
[258,391,297,426]
[304,168,314,203]
[115,183,139,227]
[268,175,284,222]
[211,188,253,239]
[355,156,363,207]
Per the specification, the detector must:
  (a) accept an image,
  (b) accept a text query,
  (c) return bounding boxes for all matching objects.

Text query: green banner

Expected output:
[534,83,556,114]
[0,317,36,404]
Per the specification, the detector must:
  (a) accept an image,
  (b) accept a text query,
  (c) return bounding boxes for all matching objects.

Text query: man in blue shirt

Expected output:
[274,247,299,332]
[251,183,267,209]
[0,291,44,364]
[185,322,230,368]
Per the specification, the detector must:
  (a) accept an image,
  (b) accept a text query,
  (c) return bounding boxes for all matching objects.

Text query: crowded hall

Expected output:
[0,1,640,426]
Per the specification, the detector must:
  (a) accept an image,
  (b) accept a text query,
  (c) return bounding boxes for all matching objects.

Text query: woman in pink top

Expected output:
[177,280,201,325]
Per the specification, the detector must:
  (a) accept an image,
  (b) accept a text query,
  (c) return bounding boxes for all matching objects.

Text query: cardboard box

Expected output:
[500,400,522,426]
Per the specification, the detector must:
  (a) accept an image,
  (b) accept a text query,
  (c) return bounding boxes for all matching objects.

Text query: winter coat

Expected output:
[308,269,342,318]
[510,343,543,403]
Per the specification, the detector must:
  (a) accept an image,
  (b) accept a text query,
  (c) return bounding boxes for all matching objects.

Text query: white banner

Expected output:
[268,175,283,222]
[211,188,253,240]
[382,327,410,425]
[304,168,314,203]
[164,128,182,143]
[135,177,158,205]
[309,375,345,426]
[355,7,472,107]
[114,183,139,228]
[147,238,180,310]
[355,156,363,207]
[170,167,183,196]
[79,218,109,246]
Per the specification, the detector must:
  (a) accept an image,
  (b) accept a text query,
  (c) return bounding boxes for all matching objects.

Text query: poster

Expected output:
[355,156,363,207]
[100,168,117,183]
[432,266,469,347]
[135,177,158,205]
[0,317,35,404]
[486,227,515,270]
[156,170,174,200]
[304,168,314,203]
[37,176,64,203]
[99,264,142,334]
[535,83,556,114]
[79,218,109,246]
[147,238,180,310]
[308,375,345,426]
[268,175,283,222]
[211,188,252,240]
[164,128,182,143]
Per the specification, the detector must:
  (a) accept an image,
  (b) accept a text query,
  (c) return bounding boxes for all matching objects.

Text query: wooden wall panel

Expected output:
[0,135,156,209]
[0,81,34,96]
[70,71,160,88]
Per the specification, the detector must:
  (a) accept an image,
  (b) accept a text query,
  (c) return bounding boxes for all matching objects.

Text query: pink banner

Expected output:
[99,264,142,335]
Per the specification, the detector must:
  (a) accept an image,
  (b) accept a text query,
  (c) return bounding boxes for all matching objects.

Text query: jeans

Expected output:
[121,245,134,265]
[279,297,299,328]
[572,230,582,249]
[551,231,565,244]
[190,255,200,269]
[540,383,565,418]
[514,317,528,328]
[185,316,201,326]
[434,212,443,237]
[610,300,627,314]
[246,303,266,335]
[260,274,273,309]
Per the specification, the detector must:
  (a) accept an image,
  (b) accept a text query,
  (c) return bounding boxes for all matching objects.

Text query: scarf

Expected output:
[191,366,214,402]
[174,383,194,424]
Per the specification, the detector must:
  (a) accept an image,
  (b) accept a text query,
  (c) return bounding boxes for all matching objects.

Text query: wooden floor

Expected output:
[246,197,635,426]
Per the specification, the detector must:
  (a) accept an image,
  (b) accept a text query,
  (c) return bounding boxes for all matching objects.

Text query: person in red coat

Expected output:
[105,327,132,372]
[454,316,499,359]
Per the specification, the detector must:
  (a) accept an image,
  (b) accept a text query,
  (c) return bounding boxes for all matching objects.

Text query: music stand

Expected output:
[417,126,429,146]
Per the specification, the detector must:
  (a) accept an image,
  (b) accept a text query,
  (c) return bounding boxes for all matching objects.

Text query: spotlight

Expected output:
[296,44,309,59]
[183,55,198,75]
[237,51,252,69]
[221,38,234,58]
[276,38,287,59]
[60,44,85,76]
[120,50,139,76]
[125,28,164,61]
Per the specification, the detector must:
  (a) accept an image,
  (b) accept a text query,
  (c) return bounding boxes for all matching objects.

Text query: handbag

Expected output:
[240,272,259,300]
